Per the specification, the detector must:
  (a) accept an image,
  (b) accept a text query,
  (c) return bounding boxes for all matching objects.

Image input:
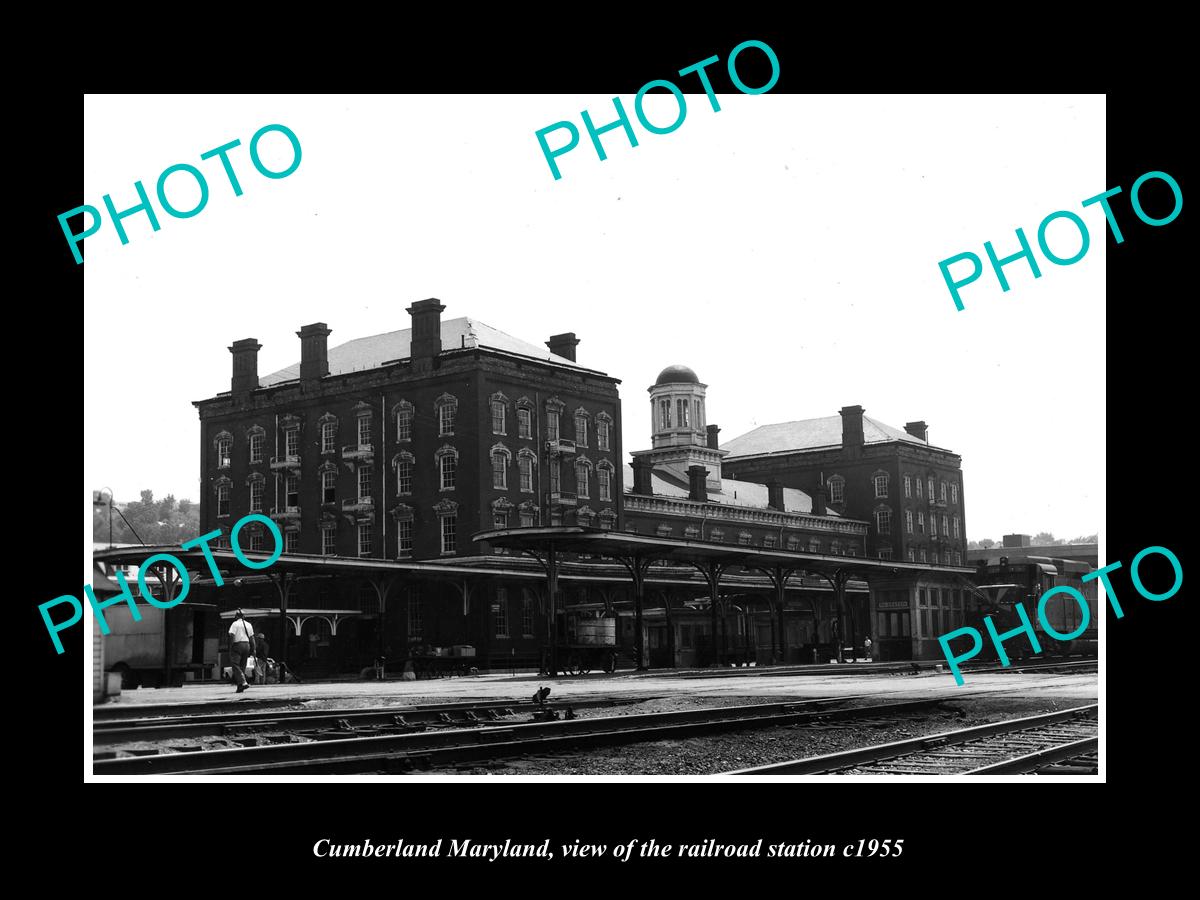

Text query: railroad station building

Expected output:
[97,299,979,685]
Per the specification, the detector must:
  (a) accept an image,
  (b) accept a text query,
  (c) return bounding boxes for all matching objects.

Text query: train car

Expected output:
[970,556,1097,659]
[547,613,619,674]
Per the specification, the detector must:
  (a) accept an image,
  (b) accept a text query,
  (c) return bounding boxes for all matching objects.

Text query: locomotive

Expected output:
[969,556,1097,659]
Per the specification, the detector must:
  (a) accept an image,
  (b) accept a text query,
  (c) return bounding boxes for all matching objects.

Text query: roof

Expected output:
[722,414,929,457]
[260,317,589,387]
[622,464,834,516]
[655,364,699,386]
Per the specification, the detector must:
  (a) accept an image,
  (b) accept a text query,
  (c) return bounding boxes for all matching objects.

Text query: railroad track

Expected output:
[93,696,951,775]
[93,697,650,746]
[725,704,1098,776]
[658,657,1097,680]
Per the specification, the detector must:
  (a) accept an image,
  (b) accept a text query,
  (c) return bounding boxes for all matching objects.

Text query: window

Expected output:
[285,427,299,458]
[358,523,373,556]
[217,436,232,468]
[598,465,612,501]
[830,541,841,555]
[954,550,962,566]
[953,516,961,538]
[915,477,923,499]
[492,400,506,435]
[357,416,372,448]
[396,456,413,495]
[321,525,335,555]
[520,511,536,528]
[874,473,889,498]
[907,548,916,562]
[518,407,532,439]
[763,534,777,549]
[396,404,412,442]
[940,481,948,502]
[438,397,457,436]
[574,412,588,446]
[952,482,959,504]
[492,450,508,489]
[927,477,935,499]
[408,591,423,637]
[879,547,893,560]
[739,531,754,546]
[284,531,299,553]
[322,468,337,504]
[519,453,534,492]
[942,514,949,536]
[875,509,891,534]
[521,593,535,636]
[597,416,611,451]
[548,462,560,493]
[930,515,938,536]
[918,512,925,533]
[576,461,590,498]
[828,477,844,505]
[285,473,299,508]
[676,398,689,429]
[786,535,800,551]
[440,515,456,554]
[659,399,671,430]
[250,480,264,513]
[217,482,231,517]
[250,530,266,552]
[397,518,413,556]
[493,509,508,530]
[440,452,457,490]
[904,475,912,498]
[546,410,559,442]
[321,420,336,453]
[250,432,264,464]
[905,510,913,533]
[711,528,725,543]
[808,538,821,553]
[919,548,927,563]
[493,587,509,638]
[358,466,372,500]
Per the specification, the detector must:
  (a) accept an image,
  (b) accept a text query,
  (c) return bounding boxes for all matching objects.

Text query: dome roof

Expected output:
[655,364,699,385]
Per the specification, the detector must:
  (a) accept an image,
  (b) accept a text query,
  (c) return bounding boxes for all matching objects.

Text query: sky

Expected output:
[83,94,1105,543]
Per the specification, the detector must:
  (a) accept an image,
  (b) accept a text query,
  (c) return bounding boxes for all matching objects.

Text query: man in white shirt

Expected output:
[228,609,256,694]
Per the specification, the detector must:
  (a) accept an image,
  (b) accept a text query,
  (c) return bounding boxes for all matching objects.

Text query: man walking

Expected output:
[228,609,256,694]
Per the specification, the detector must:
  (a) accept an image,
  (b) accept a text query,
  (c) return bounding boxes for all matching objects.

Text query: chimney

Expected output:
[297,322,332,381]
[904,420,929,442]
[546,332,580,362]
[631,456,654,495]
[706,424,721,449]
[687,465,709,502]
[840,405,865,448]
[229,338,262,394]
[406,298,445,364]
[767,480,785,511]
[812,482,827,516]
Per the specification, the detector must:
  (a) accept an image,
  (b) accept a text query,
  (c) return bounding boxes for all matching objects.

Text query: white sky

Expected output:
[84,94,1104,542]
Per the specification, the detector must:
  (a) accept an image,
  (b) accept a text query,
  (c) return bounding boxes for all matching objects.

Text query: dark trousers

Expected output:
[230,641,251,688]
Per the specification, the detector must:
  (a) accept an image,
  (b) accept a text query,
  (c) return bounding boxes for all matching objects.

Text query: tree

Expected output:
[978,538,996,549]
[1032,532,1063,545]
[1067,533,1098,544]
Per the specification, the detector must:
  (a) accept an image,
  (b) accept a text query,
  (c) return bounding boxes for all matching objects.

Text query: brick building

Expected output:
[721,407,973,661]
[192,299,623,669]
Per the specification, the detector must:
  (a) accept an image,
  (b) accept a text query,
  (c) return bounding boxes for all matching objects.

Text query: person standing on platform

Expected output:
[228,609,256,694]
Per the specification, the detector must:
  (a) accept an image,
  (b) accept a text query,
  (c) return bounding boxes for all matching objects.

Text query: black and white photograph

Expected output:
[74,89,1116,783]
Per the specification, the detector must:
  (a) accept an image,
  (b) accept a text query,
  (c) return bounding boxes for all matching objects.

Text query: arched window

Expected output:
[318,413,338,454]
[394,400,413,443]
[599,509,617,531]
[596,412,613,451]
[435,393,458,436]
[519,500,539,528]
[574,456,593,498]
[434,499,458,555]
[491,443,511,490]
[808,538,821,553]
[214,476,232,517]
[246,472,265,513]
[545,397,564,442]
[873,470,889,499]
[392,451,414,496]
[490,392,509,435]
[518,448,536,493]
[875,508,892,534]
[392,503,414,557]
[247,425,265,464]
[574,407,591,446]
[516,397,535,439]
[435,445,458,491]
[597,459,615,501]
[214,431,233,469]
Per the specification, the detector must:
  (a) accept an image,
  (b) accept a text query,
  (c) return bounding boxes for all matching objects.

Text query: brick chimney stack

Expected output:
[904,421,929,442]
[546,332,580,362]
[767,480,785,511]
[297,323,332,381]
[687,465,708,502]
[840,405,865,448]
[706,424,721,449]
[229,338,262,394]
[407,298,445,368]
[631,457,654,495]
